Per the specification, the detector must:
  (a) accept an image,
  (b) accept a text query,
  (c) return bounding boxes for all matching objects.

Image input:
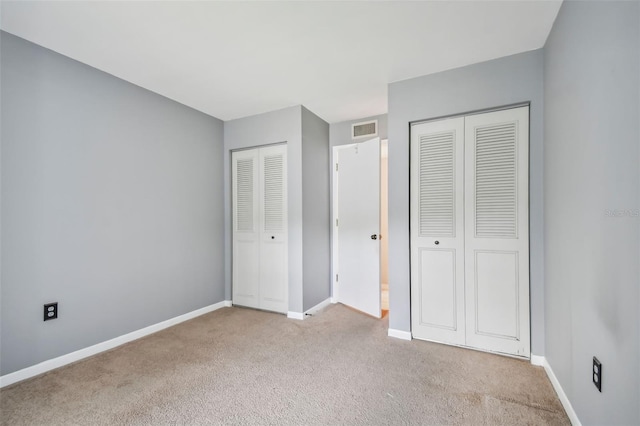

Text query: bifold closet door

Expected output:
[410,117,466,345]
[232,145,288,314]
[410,106,530,358]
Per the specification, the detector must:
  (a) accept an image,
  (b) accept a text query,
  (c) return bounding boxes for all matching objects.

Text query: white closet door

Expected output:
[410,117,465,344]
[259,145,288,313]
[464,107,530,357]
[232,149,260,309]
[232,144,288,314]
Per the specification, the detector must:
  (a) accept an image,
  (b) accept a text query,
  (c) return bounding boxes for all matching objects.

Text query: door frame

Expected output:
[331,139,388,312]
[408,103,532,358]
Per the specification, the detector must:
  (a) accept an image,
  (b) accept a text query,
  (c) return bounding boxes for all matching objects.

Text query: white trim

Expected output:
[287,311,304,320]
[224,300,232,307]
[0,300,231,388]
[530,354,545,366]
[304,298,332,316]
[388,328,412,340]
[535,356,582,426]
[331,145,341,305]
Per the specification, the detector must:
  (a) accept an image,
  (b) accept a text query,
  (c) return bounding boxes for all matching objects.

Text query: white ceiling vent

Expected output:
[352,120,378,140]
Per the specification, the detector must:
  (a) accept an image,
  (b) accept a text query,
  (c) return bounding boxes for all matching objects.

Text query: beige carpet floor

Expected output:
[0,304,569,425]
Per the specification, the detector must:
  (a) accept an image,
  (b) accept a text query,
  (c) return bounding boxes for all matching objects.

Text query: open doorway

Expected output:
[380,140,389,317]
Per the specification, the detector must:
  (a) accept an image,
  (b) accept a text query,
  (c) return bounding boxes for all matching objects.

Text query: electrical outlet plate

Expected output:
[44,302,58,321]
[593,356,602,392]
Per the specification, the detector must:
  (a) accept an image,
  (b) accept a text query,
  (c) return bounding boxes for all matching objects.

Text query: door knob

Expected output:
[371,234,378,240]
[271,236,275,239]
[434,240,440,245]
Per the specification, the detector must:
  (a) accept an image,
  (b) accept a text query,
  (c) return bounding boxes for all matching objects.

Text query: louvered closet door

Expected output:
[464,107,529,357]
[258,145,288,313]
[232,149,260,309]
[410,117,465,345]
[232,145,288,314]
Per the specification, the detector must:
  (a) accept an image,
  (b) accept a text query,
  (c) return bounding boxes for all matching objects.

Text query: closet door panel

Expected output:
[259,145,288,313]
[232,149,260,309]
[464,106,530,357]
[410,117,466,345]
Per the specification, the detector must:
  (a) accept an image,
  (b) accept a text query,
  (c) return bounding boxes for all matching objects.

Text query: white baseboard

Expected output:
[530,354,545,366]
[330,297,338,304]
[535,356,581,426]
[224,300,232,307]
[304,298,332,317]
[287,311,304,320]
[388,328,412,341]
[287,298,331,321]
[0,300,232,388]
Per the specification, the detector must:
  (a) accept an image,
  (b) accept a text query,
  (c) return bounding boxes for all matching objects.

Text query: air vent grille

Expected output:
[352,120,378,139]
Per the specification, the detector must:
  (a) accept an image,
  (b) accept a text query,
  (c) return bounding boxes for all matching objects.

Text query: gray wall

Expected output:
[301,107,331,311]
[387,50,545,355]
[223,106,304,313]
[0,32,225,375]
[329,114,388,148]
[543,2,639,424]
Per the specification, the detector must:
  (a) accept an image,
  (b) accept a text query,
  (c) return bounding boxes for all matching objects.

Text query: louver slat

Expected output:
[420,132,455,237]
[475,123,517,238]
[264,154,284,232]
[236,158,254,232]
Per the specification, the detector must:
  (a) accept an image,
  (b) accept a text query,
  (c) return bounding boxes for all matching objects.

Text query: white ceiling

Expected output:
[0,1,562,123]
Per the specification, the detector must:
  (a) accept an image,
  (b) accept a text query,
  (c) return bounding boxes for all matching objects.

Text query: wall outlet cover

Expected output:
[593,356,602,392]
[44,302,58,321]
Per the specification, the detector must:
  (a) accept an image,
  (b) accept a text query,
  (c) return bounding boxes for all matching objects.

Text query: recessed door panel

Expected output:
[474,251,519,339]
[233,240,260,304]
[260,237,287,310]
[418,248,457,330]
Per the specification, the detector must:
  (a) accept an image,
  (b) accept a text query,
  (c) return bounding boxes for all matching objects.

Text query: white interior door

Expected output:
[232,144,288,314]
[410,117,466,344]
[464,107,529,357]
[335,138,381,318]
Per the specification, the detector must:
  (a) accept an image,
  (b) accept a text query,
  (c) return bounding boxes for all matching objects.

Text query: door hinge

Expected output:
[335,163,339,172]
[336,274,339,282]
[336,218,339,227]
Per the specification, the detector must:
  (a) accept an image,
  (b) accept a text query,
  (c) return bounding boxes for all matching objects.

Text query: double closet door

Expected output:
[232,144,288,314]
[410,106,530,357]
